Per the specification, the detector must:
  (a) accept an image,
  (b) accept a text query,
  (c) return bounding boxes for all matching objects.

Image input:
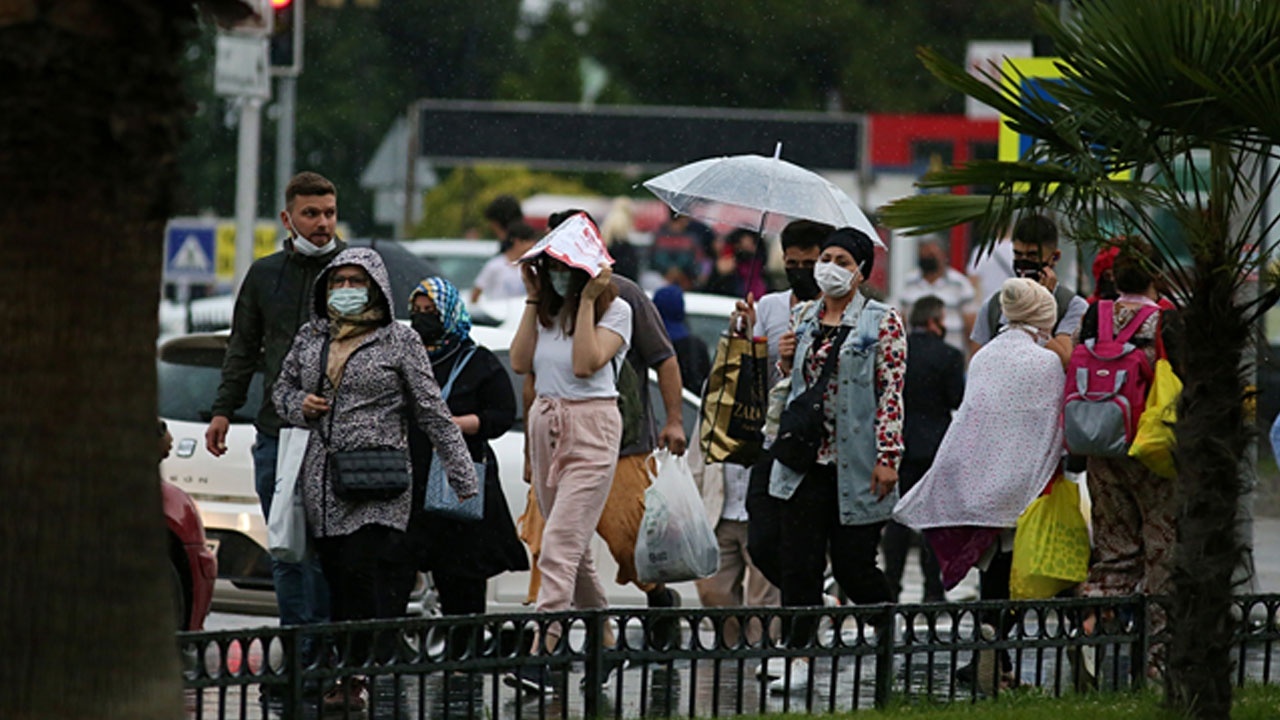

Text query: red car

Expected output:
[164,479,217,631]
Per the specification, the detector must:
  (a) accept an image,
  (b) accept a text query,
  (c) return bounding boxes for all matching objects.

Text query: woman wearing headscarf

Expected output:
[272,248,476,713]
[893,277,1066,690]
[404,277,529,620]
[767,227,907,693]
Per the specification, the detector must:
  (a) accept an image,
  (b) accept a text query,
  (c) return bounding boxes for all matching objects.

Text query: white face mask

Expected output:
[287,213,336,257]
[814,261,859,298]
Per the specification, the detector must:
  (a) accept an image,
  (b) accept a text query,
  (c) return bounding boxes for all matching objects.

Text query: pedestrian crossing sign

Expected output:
[165,222,217,281]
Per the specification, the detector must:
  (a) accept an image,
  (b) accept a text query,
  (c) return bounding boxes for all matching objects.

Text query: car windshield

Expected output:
[686,313,729,355]
[424,254,491,289]
[158,346,263,423]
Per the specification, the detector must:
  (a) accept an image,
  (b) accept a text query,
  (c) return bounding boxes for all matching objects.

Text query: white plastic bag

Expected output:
[635,449,720,584]
[268,426,310,563]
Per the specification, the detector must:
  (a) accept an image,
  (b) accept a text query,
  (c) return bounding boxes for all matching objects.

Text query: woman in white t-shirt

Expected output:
[507,246,631,690]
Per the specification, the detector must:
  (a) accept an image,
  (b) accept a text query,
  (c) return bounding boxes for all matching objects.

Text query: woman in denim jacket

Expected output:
[767,228,907,693]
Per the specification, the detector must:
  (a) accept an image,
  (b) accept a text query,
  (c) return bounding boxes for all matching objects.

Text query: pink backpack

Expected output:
[1062,301,1159,457]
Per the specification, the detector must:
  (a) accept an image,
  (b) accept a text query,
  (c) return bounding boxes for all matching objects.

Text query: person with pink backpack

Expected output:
[1070,241,1183,682]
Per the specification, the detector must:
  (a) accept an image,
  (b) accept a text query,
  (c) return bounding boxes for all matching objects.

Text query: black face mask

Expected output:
[1095,277,1118,299]
[411,312,446,345]
[918,256,940,274]
[786,267,820,300]
[735,250,755,265]
[1013,258,1045,280]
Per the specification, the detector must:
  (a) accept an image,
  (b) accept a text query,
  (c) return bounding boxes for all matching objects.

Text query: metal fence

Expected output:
[179,594,1280,719]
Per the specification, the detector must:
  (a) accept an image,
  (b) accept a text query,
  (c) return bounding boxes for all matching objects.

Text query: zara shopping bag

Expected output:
[423,346,485,521]
[268,426,310,563]
[635,449,720,584]
[699,333,769,465]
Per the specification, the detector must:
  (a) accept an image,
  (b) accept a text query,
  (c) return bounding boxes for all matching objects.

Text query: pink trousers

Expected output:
[527,396,622,628]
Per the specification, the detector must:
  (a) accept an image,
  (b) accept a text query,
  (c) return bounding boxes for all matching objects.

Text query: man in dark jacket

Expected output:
[204,172,342,647]
[882,295,965,602]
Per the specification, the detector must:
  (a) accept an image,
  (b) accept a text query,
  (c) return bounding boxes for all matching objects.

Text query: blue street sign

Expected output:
[165,222,217,281]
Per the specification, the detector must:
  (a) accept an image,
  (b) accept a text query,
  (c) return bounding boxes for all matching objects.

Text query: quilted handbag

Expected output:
[329,447,410,501]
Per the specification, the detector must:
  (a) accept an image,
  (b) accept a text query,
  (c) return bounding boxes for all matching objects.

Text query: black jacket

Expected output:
[406,341,529,579]
[903,330,966,464]
[212,242,345,435]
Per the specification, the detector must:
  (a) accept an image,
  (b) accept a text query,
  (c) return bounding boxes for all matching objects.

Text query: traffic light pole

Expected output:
[276,75,295,210]
[233,96,263,292]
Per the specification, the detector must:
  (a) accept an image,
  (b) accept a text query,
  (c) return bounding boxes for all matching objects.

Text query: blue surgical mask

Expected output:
[328,287,369,316]
[548,268,573,297]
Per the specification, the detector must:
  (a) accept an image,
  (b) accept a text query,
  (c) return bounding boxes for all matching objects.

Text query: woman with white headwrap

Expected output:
[893,278,1066,687]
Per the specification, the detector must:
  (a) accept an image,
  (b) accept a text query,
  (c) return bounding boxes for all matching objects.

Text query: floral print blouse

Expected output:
[802,305,907,469]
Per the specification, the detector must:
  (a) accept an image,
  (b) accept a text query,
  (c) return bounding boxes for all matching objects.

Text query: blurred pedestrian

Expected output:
[601,197,640,282]
[880,296,963,603]
[653,284,710,394]
[484,194,524,251]
[768,227,906,694]
[472,221,536,303]
[405,277,528,621]
[650,209,714,290]
[705,228,769,300]
[273,248,477,714]
[898,237,976,351]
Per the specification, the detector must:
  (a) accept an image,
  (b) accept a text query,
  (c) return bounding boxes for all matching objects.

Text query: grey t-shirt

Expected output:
[614,275,676,457]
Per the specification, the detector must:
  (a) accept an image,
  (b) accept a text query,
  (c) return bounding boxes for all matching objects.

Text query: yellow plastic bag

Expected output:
[1127,357,1180,479]
[1010,477,1091,599]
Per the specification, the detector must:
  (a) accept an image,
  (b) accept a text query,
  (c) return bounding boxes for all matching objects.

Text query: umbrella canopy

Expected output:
[642,147,883,247]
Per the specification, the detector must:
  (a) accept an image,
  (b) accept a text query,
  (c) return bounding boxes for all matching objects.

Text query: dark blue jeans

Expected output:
[253,433,330,633]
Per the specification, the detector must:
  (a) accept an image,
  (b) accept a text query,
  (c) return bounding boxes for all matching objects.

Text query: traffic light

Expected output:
[270,0,303,75]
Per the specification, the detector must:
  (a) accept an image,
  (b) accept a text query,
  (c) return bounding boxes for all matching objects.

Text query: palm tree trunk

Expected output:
[0,4,196,718]
[1166,144,1248,719]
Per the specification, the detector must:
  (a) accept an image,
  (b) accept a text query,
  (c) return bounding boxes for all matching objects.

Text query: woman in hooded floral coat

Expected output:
[273,248,476,707]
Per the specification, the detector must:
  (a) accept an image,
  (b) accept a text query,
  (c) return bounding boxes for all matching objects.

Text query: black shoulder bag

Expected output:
[318,334,411,502]
[771,325,851,474]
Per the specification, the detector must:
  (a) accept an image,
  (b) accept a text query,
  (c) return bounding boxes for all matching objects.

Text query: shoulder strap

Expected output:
[439,346,479,401]
[986,292,1002,335]
[1114,305,1158,345]
[1053,284,1075,322]
[1097,301,1117,343]
[812,325,852,390]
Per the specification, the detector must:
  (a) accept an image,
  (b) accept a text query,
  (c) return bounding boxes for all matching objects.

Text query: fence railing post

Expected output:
[285,625,304,720]
[874,608,894,709]
[583,610,604,720]
[1132,596,1149,691]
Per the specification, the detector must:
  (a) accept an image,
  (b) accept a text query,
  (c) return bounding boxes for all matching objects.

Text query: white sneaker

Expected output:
[754,656,784,680]
[768,658,809,694]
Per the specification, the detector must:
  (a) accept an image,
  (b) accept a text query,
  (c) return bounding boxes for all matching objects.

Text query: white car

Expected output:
[400,238,499,292]
[158,324,704,614]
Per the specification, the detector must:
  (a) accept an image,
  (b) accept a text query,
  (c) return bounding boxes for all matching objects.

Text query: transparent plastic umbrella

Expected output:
[642,143,883,247]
